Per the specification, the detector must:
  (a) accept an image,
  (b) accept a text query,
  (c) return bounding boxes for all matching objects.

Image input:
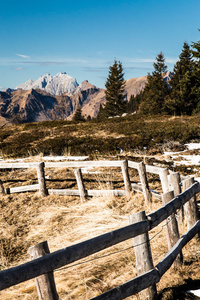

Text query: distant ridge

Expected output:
[0,71,173,126]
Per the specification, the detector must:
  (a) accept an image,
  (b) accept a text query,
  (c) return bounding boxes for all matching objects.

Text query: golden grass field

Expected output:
[0,156,200,299]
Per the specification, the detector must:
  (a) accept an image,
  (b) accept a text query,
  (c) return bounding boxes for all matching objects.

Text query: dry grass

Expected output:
[0,162,200,299]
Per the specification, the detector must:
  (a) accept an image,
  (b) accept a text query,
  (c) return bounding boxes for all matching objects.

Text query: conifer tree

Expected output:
[73,106,85,122]
[166,42,196,115]
[191,30,200,112]
[127,93,142,113]
[99,60,126,118]
[139,51,169,115]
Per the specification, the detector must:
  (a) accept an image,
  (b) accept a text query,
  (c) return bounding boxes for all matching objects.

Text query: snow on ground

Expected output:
[187,289,200,297]
[43,156,89,161]
[81,167,100,174]
[185,143,200,150]
[164,143,200,166]
[0,158,25,163]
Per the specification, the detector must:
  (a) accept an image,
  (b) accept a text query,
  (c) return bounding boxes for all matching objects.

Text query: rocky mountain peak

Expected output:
[16,72,78,96]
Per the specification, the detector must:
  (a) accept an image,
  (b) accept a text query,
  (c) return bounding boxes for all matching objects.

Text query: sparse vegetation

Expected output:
[0,114,200,158]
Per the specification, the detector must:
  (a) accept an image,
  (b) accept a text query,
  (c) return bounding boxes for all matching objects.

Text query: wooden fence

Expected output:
[0,168,199,299]
[0,159,174,203]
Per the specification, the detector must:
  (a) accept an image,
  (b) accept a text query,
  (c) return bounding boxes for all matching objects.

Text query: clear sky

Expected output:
[0,0,199,90]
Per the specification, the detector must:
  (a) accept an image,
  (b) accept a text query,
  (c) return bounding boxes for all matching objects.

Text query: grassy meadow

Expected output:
[0,114,200,299]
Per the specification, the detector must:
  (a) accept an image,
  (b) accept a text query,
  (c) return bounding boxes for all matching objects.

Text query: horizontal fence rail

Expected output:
[0,160,167,200]
[0,181,199,293]
[91,220,200,300]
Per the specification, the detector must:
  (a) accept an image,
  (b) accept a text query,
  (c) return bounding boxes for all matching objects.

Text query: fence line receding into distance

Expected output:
[0,159,199,299]
[0,160,171,201]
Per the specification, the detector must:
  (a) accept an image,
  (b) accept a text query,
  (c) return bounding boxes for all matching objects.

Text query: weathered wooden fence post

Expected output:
[162,191,183,267]
[0,179,5,194]
[74,168,87,202]
[159,169,169,193]
[29,241,59,300]
[121,160,132,194]
[138,162,152,205]
[129,211,157,300]
[182,177,199,230]
[168,172,183,222]
[36,162,48,197]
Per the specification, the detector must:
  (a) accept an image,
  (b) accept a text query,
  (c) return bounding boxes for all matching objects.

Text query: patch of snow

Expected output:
[187,289,200,297]
[43,156,89,161]
[0,158,25,163]
[163,145,200,166]
[185,143,200,150]
[81,167,101,174]
[173,155,200,166]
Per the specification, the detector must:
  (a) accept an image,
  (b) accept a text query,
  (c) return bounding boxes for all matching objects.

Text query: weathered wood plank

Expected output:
[74,168,87,202]
[127,160,139,169]
[168,172,183,223]
[149,182,199,228]
[0,162,38,169]
[9,184,40,194]
[48,189,126,197]
[36,162,48,197]
[0,220,150,291]
[92,220,200,300]
[91,269,160,300]
[183,177,199,230]
[138,162,152,205]
[45,161,122,168]
[159,169,169,193]
[130,211,157,300]
[162,191,183,267]
[121,160,132,194]
[29,241,59,300]
[145,165,164,175]
[156,220,200,277]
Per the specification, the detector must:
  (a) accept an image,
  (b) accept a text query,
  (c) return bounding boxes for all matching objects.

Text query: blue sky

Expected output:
[0,0,199,90]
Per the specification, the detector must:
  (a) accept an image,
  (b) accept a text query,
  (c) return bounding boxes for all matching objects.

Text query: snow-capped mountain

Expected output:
[16,72,78,96]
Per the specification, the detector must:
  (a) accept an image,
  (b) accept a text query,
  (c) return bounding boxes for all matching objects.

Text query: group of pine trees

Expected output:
[73,30,200,120]
[99,30,200,118]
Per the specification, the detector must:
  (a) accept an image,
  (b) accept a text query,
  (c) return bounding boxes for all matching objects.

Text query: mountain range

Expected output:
[16,72,79,96]
[0,72,172,126]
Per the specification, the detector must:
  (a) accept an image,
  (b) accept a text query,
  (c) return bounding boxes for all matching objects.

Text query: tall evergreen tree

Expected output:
[166,42,196,115]
[99,60,126,118]
[191,30,200,112]
[139,51,169,115]
[126,93,142,113]
[72,106,85,122]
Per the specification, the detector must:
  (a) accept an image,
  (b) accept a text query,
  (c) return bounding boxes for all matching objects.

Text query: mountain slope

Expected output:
[0,81,103,124]
[0,72,173,125]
